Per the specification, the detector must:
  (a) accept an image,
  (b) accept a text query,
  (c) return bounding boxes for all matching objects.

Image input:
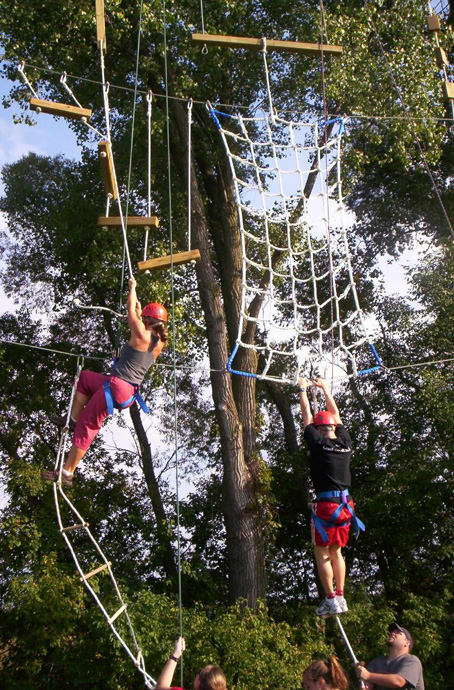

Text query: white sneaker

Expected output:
[336,595,348,613]
[316,597,342,619]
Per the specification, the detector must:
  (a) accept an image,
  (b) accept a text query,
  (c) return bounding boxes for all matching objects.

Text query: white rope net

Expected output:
[210,101,379,383]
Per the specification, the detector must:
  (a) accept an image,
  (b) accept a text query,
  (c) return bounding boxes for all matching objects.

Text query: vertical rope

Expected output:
[163,1,183,683]
[144,89,153,261]
[187,98,193,252]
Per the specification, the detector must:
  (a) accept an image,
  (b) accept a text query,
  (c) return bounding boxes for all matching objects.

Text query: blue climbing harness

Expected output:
[311,490,365,544]
[103,380,150,416]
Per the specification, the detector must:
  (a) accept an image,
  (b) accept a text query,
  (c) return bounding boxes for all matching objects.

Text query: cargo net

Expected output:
[208,105,381,383]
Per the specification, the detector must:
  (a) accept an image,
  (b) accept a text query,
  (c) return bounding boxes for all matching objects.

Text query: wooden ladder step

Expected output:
[60,522,89,533]
[98,141,117,200]
[435,46,448,68]
[427,14,441,32]
[95,0,107,52]
[30,98,92,122]
[442,81,454,101]
[97,216,159,229]
[81,562,111,581]
[138,249,201,273]
[191,33,342,57]
[108,603,127,625]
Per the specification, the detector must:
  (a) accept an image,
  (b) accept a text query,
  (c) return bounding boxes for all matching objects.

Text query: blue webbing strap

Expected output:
[312,490,365,543]
[103,381,150,416]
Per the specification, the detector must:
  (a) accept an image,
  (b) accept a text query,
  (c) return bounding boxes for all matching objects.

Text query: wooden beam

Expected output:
[427,14,441,32]
[30,98,92,122]
[82,562,111,581]
[192,33,342,57]
[95,0,107,52]
[138,249,201,273]
[98,141,117,200]
[435,46,448,68]
[98,216,159,228]
[442,81,454,101]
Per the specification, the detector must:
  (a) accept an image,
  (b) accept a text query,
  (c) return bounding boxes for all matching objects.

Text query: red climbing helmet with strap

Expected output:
[141,303,168,323]
[313,410,337,426]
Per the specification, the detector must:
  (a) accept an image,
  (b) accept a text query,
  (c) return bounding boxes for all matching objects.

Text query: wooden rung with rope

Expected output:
[81,562,111,581]
[442,81,454,101]
[60,522,89,533]
[435,46,448,68]
[98,141,117,200]
[191,33,342,57]
[95,0,107,52]
[138,249,201,273]
[97,216,159,229]
[29,98,92,122]
[108,604,128,625]
[427,14,441,32]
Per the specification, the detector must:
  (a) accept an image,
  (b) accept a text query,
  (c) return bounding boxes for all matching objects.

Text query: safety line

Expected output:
[7,58,454,121]
[163,1,184,683]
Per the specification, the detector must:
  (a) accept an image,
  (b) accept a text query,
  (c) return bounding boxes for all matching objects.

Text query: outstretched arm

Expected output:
[356,664,406,689]
[155,637,185,690]
[298,377,313,427]
[127,277,147,339]
[312,378,342,424]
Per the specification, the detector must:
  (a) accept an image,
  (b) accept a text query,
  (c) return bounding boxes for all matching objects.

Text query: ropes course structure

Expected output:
[206,46,381,384]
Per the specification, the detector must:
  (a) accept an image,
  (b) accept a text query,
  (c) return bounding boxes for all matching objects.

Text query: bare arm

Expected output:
[155,637,185,690]
[356,665,407,688]
[298,377,313,427]
[312,378,342,424]
[127,277,147,340]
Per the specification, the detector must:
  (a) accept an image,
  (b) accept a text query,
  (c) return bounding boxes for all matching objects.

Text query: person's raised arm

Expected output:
[127,277,146,340]
[312,377,342,424]
[298,376,313,428]
[155,637,185,690]
[356,664,406,689]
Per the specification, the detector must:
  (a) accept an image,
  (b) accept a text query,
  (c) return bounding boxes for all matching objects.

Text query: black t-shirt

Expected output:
[304,424,352,494]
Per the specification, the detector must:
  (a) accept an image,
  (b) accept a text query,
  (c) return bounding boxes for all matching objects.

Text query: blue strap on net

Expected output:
[103,381,150,416]
[358,343,383,376]
[312,490,365,543]
[226,342,259,379]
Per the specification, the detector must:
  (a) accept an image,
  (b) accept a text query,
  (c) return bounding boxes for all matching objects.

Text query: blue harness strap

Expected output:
[312,490,365,543]
[103,381,150,416]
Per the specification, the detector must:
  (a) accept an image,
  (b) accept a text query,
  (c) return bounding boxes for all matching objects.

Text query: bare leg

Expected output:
[64,446,86,474]
[70,391,89,421]
[314,545,335,595]
[329,544,346,592]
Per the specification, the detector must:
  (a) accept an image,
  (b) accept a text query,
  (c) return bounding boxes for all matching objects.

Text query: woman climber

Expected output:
[302,656,349,690]
[298,376,364,619]
[42,277,167,487]
[155,637,227,690]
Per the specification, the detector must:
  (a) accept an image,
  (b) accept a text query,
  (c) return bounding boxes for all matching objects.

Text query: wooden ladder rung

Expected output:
[427,14,441,32]
[435,46,448,68]
[97,216,159,228]
[98,141,117,200]
[60,522,89,533]
[30,98,92,122]
[108,603,127,625]
[138,249,201,273]
[81,562,111,581]
[442,81,454,101]
[191,33,342,57]
[95,0,107,52]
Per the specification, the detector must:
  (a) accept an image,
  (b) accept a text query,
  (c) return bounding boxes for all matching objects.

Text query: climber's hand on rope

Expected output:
[172,636,185,659]
[355,663,370,682]
[128,277,137,290]
[311,376,328,391]
[297,376,310,390]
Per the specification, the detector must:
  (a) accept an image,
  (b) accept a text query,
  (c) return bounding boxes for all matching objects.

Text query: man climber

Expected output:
[298,376,364,618]
[42,277,167,487]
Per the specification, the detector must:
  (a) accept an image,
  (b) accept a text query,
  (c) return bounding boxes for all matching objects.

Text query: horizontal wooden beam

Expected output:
[98,216,159,228]
[98,141,117,200]
[95,0,107,52]
[30,98,92,122]
[138,249,201,273]
[192,33,342,57]
[82,562,111,581]
[435,46,448,68]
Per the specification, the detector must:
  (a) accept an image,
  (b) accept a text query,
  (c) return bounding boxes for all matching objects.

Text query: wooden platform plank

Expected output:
[95,0,107,52]
[81,562,111,581]
[108,603,127,625]
[98,141,117,200]
[427,14,441,32]
[98,216,159,228]
[60,522,89,533]
[192,33,342,57]
[30,98,92,122]
[442,81,454,101]
[435,46,448,68]
[138,249,201,273]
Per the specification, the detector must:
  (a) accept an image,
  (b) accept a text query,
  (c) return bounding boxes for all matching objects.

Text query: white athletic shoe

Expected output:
[316,597,342,619]
[336,595,348,613]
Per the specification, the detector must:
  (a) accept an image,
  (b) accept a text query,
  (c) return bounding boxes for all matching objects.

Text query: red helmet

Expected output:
[313,411,337,427]
[141,302,167,323]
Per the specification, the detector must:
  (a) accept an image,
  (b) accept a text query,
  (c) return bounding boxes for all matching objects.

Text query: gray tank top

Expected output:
[111,342,155,385]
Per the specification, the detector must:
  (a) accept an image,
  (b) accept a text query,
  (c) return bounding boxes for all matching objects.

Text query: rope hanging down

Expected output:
[208,50,380,384]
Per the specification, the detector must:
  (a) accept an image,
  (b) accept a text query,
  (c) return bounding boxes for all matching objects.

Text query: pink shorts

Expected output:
[311,500,354,547]
[73,370,136,451]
